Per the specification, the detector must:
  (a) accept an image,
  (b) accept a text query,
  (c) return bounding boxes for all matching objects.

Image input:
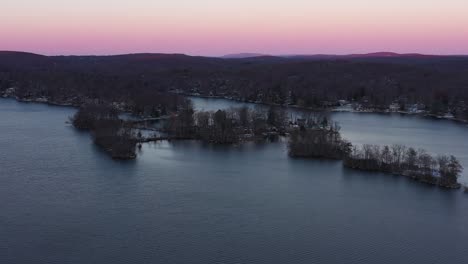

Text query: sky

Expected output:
[1,0,468,56]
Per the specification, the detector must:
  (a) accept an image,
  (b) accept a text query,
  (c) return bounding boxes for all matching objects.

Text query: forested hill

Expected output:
[1,51,468,119]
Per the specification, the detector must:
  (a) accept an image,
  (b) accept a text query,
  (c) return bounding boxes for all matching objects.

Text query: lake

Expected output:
[1,98,468,264]
[191,96,468,182]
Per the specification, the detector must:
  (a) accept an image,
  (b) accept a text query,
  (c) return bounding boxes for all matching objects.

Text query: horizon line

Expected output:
[2,50,468,58]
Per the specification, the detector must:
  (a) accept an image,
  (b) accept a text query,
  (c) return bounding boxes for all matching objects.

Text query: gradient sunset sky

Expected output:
[2,0,468,56]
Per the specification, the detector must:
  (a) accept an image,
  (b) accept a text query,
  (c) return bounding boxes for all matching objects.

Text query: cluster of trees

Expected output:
[0,57,191,118]
[125,91,191,118]
[288,120,352,159]
[165,104,289,143]
[286,115,464,188]
[344,145,463,188]
[9,69,190,118]
[71,104,137,159]
[173,60,468,119]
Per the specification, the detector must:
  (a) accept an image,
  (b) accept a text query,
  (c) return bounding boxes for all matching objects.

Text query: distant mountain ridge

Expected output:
[282,52,435,59]
[348,52,429,57]
[0,51,51,68]
[0,50,463,60]
[0,51,45,56]
[1,50,468,72]
[221,53,271,59]
[220,52,440,59]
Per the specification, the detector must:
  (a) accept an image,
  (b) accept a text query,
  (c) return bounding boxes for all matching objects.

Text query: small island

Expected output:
[71,104,138,159]
[70,101,291,158]
[69,101,464,189]
[287,117,464,189]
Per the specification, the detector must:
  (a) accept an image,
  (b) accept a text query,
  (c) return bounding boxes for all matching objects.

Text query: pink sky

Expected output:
[1,0,468,56]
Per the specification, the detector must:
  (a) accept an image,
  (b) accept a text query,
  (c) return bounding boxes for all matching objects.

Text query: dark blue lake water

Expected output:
[1,98,468,264]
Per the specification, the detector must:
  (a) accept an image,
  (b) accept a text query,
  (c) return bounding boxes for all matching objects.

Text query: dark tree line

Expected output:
[344,145,463,188]
[287,117,463,189]
[165,105,289,144]
[288,119,352,159]
[71,104,137,159]
[2,52,468,121]
[0,63,191,118]
[170,60,468,119]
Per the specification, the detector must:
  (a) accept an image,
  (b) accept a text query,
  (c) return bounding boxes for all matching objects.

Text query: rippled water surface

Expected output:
[1,98,468,264]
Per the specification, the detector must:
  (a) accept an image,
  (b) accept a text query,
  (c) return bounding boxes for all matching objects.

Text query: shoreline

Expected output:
[179,92,468,124]
[2,95,467,190]
[1,95,81,108]
[4,92,468,125]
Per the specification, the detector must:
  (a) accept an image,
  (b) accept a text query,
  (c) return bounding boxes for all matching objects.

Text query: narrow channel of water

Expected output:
[190,96,468,183]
